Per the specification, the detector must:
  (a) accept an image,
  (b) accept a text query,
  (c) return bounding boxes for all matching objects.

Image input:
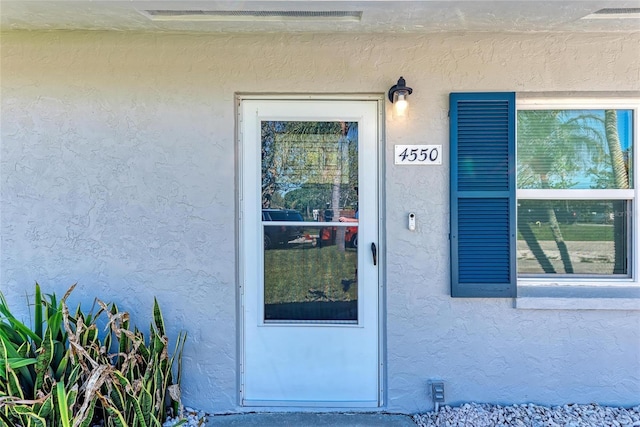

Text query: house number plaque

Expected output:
[394,144,442,165]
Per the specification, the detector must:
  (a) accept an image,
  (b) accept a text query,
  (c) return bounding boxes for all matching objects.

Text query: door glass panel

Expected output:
[261,121,358,322]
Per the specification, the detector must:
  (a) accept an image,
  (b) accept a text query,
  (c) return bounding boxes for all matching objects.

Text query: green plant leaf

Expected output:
[85,325,99,347]
[55,351,69,380]
[37,394,53,419]
[34,327,54,392]
[0,357,37,371]
[103,327,112,358]
[148,413,161,427]
[152,298,165,337]
[103,400,128,427]
[0,335,34,392]
[24,411,47,427]
[45,293,57,322]
[0,410,18,427]
[9,404,32,414]
[0,293,41,346]
[66,386,79,418]
[55,381,71,427]
[10,403,47,426]
[118,338,129,370]
[7,365,25,399]
[0,336,11,381]
[129,394,148,427]
[78,396,97,427]
[15,341,30,358]
[34,283,43,339]
[139,386,152,426]
[110,384,126,412]
[49,338,68,382]
[152,335,165,360]
[0,323,24,346]
[47,310,63,345]
[112,370,131,390]
[137,331,150,361]
[67,364,81,389]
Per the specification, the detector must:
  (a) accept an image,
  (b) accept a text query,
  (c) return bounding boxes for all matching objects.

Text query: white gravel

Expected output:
[162,402,640,426]
[413,403,640,427]
[163,406,208,427]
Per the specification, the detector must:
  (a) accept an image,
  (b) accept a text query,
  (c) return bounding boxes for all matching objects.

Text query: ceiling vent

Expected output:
[581,8,640,19]
[140,10,362,22]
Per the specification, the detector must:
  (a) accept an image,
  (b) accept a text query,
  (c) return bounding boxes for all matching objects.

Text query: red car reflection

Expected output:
[318,226,358,248]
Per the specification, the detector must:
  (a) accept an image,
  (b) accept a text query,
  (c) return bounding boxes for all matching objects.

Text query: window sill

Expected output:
[516,283,640,310]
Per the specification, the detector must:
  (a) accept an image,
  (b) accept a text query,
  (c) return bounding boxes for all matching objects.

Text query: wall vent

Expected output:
[141,10,363,22]
[582,8,640,19]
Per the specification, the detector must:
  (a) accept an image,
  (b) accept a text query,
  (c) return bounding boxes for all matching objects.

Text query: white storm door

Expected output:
[240,98,380,406]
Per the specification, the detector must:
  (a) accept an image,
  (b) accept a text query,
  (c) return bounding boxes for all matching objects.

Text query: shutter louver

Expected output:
[458,198,510,283]
[450,93,516,297]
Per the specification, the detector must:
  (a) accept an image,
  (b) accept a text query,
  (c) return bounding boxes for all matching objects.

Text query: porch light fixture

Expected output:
[388,76,413,117]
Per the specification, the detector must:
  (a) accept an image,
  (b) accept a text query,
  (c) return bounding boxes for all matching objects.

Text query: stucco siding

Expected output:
[1,31,639,414]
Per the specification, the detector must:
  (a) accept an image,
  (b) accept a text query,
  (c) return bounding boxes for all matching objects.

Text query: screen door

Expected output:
[240,98,381,406]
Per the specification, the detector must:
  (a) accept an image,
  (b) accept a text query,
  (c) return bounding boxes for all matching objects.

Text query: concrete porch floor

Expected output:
[206,412,417,426]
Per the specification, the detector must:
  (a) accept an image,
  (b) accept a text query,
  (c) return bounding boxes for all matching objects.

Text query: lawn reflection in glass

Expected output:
[263,226,358,322]
[261,120,359,322]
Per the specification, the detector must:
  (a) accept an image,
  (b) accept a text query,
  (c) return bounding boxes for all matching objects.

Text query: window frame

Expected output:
[449,92,640,306]
[516,96,639,286]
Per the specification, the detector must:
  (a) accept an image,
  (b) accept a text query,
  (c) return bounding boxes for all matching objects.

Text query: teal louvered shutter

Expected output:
[450,92,516,297]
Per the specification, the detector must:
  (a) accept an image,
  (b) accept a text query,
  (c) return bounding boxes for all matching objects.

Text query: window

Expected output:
[450,93,638,298]
[517,106,634,277]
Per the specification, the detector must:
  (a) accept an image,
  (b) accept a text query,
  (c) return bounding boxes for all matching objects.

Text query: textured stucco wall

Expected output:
[2,31,639,414]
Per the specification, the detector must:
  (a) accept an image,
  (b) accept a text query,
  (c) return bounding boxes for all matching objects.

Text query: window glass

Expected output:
[517,110,633,190]
[261,120,359,322]
[517,199,629,275]
[516,108,633,277]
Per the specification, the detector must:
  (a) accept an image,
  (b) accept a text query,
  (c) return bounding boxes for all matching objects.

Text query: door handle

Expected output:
[371,243,377,266]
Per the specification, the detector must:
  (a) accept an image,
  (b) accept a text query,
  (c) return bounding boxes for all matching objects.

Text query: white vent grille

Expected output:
[582,8,640,19]
[141,10,363,22]
[594,8,640,15]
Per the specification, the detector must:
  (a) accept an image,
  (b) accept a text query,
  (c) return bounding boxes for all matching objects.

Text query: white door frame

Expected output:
[236,94,386,408]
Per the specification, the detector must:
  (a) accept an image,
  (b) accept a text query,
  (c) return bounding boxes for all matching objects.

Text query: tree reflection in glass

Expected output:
[261,121,359,321]
[517,109,633,276]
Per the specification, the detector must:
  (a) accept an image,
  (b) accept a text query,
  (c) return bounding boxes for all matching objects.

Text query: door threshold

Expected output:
[242,399,379,408]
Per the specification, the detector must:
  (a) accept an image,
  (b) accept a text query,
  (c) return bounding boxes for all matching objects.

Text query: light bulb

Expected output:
[394,93,408,117]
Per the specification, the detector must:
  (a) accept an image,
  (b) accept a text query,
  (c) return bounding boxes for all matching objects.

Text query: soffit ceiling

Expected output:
[1,0,639,33]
